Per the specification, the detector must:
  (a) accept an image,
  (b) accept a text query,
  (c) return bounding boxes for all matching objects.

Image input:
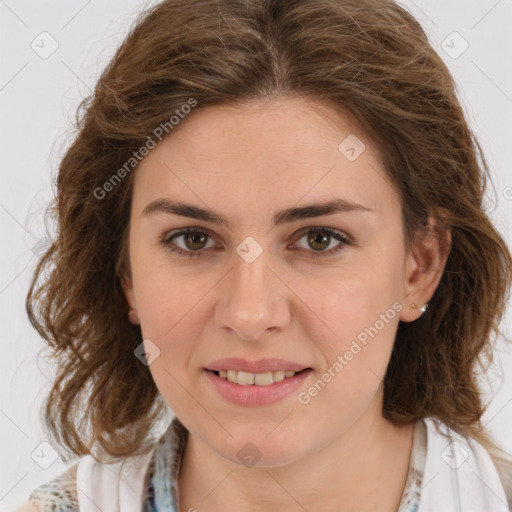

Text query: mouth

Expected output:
[203,367,314,406]
[207,368,311,386]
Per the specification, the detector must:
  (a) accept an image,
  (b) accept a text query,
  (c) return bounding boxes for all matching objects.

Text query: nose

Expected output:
[214,244,291,341]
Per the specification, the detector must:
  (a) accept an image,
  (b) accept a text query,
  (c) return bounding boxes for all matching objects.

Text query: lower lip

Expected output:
[203,369,313,406]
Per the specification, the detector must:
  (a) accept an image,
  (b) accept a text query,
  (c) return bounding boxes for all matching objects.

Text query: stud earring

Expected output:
[411,303,428,314]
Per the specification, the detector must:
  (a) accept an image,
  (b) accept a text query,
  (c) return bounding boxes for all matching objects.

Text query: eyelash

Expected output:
[161,226,352,259]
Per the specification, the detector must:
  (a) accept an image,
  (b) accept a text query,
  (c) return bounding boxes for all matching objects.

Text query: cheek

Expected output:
[294,277,400,430]
[298,259,402,347]
[294,252,402,400]
[137,278,206,354]
[134,267,208,415]
[131,241,204,332]
[130,260,209,392]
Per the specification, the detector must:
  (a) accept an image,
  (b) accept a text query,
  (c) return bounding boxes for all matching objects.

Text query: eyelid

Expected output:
[293,225,352,244]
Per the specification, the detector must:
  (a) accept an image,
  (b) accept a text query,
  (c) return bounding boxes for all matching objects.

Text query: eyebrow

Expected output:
[141,198,373,228]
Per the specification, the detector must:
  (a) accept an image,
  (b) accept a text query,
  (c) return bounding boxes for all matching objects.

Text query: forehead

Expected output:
[132,96,398,220]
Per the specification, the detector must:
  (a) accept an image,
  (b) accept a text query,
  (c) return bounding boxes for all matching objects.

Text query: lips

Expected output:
[205,357,310,374]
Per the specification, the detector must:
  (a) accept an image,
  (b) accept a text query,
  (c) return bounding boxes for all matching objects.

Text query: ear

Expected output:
[399,210,452,322]
[120,269,140,325]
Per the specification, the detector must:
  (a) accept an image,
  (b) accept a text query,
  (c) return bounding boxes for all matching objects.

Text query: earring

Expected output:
[411,303,429,314]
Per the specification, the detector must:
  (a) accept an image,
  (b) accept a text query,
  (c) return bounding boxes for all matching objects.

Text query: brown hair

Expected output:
[26,0,512,464]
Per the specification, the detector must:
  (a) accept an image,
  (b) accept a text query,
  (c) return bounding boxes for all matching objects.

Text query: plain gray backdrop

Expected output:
[1,0,511,509]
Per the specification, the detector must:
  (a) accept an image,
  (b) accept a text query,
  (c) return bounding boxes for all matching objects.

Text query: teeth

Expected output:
[217,369,299,385]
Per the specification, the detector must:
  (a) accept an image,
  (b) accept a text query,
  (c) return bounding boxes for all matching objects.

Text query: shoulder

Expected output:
[21,420,180,512]
[24,462,79,512]
[75,449,157,511]
[12,502,40,512]
[420,417,511,511]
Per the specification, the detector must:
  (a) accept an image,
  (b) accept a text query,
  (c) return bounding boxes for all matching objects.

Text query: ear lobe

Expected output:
[399,212,452,322]
[120,271,140,324]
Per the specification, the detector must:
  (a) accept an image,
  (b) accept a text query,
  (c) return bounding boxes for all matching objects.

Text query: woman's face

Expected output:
[122,96,440,467]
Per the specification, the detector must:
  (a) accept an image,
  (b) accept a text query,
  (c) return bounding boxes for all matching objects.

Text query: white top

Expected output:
[417,418,510,511]
[76,450,154,512]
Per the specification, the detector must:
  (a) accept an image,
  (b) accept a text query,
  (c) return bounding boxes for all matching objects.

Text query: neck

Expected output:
[177,408,414,512]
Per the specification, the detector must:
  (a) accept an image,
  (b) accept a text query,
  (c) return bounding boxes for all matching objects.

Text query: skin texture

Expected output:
[121,96,451,512]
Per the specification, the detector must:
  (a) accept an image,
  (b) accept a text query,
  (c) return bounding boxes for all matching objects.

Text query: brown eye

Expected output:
[294,227,352,257]
[307,230,331,251]
[182,231,209,251]
[162,228,215,258]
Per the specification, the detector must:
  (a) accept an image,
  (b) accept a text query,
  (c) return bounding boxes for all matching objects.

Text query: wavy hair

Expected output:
[26,0,512,464]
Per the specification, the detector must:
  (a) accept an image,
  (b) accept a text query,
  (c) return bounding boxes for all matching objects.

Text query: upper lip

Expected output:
[205,358,311,373]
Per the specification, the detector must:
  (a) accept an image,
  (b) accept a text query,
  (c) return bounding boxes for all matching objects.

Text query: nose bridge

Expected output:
[215,238,289,340]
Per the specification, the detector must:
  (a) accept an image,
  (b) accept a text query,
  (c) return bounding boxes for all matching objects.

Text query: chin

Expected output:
[212,434,307,469]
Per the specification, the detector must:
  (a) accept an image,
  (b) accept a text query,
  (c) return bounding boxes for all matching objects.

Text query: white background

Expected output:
[1,0,511,509]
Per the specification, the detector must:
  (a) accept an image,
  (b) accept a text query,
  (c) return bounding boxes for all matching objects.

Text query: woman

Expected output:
[17,0,512,510]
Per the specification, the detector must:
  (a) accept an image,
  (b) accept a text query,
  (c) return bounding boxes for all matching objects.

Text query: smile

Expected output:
[215,369,299,386]
[204,368,313,406]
